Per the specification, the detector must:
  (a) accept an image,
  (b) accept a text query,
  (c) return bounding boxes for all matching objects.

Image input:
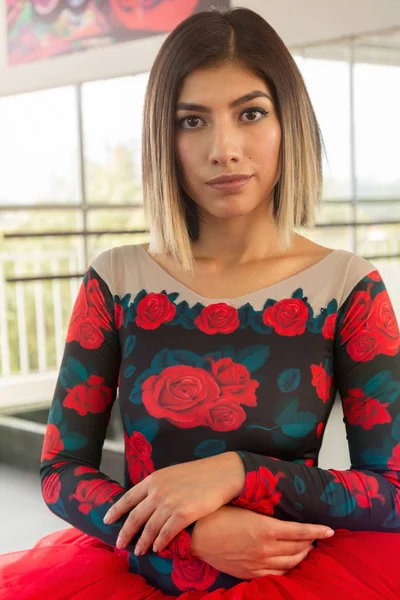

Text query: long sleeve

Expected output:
[231,270,400,531]
[40,266,194,558]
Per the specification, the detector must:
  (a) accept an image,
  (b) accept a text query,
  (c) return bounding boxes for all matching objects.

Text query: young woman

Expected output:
[1,7,399,600]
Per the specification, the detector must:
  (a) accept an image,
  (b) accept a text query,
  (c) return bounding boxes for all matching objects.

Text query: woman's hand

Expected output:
[103,452,245,555]
[191,505,334,579]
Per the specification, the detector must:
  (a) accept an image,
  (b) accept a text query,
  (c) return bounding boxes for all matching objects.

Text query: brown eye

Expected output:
[178,116,204,129]
[241,108,268,123]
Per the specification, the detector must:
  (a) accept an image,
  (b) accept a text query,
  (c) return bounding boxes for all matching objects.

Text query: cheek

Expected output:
[175,136,199,178]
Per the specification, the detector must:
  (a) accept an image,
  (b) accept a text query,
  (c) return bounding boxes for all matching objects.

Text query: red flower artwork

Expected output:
[171,555,219,591]
[69,479,124,515]
[328,470,385,509]
[142,360,259,431]
[136,293,176,330]
[341,273,400,361]
[311,364,332,403]
[42,472,61,504]
[67,275,112,350]
[368,290,400,356]
[124,431,155,484]
[263,298,309,336]
[322,313,337,340]
[195,303,240,335]
[388,443,400,470]
[41,423,64,462]
[63,375,113,416]
[343,388,391,430]
[232,466,285,516]
[208,357,259,407]
[114,303,124,329]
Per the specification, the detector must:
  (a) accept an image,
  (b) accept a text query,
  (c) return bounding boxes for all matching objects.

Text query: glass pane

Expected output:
[356,202,400,223]
[354,62,400,199]
[88,232,150,264]
[297,54,351,200]
[315,202,353,224]
[299,225,354,252]
[0,87,80,205]
[87,207,146,232]
[82,74,149,205]
[356,224,400,257]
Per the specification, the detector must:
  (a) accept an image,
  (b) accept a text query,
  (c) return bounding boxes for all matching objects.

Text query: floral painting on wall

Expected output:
[6,0,230,66]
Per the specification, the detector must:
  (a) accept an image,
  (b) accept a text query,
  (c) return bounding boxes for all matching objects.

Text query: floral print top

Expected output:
[40,244,400,595]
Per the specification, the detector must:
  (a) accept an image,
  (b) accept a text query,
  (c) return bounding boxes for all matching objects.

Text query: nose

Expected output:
[209,121,242,166]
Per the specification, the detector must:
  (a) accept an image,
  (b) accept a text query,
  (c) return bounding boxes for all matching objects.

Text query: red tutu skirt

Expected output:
[1,527,400,600]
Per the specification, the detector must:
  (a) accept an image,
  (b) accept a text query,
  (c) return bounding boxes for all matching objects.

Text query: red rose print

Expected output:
[73,466,98,476]
[396,493,400,517]
[67,276,112,350]
[114,303,123,329]
[171,556,219,591]
[346,329,379,362]
[311,364,332,403]
[304,458,315,466]
[205,400,246,432]
[63,375,113,416]
[233,466,285,516]
[368,290,400,356]
[124,431,155,485]
[42,472,61,504]
[340,290,372,342]
[263,298,308,336]
[136,293,176,330]
[142,365,220,428]
[329,470,385,509]
[41,423,64,462]
[159,529,192,560]
[209,357,259,407]
[195,303,240,335]
[317,422,325,439]
[322,313,337,340]
[367,270,381,282]
[343,388,391,430]
[388,443,400,470]
[383,471,399,486]
[69,479,124,514]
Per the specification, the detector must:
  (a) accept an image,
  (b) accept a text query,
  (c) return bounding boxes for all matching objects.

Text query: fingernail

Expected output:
[152,545,158,553]
[103,513,111,524]
[116,536,124,549]
[325,529,334,537]
[134,545,142,556]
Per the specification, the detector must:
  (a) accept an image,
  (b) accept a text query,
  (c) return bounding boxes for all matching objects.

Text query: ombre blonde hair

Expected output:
[142,7,323,272]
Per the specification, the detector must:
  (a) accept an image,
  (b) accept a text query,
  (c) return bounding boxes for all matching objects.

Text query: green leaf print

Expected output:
[278,369,301,393]
[236,345,270,372]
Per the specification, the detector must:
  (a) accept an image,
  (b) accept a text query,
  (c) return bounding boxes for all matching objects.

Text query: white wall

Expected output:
[0,0,399,97]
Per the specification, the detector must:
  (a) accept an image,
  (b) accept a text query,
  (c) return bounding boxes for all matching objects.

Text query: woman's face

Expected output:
[175,62,282,221]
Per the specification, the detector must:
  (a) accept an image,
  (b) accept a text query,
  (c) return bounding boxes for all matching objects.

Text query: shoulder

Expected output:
[90,244,143,296]
[331,249,377,308]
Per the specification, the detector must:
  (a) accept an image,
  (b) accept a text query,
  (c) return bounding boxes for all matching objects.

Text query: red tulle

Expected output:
[1,528,400,599]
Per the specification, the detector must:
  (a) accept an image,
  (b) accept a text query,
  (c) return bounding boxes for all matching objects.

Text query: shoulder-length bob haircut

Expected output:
[142,7,323,272]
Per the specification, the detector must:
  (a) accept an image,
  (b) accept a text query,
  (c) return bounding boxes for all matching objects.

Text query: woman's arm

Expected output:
[231,270,400,531]
[40,265,191,558]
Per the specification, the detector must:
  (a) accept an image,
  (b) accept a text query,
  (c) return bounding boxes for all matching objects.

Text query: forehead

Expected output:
[177,62,271,101]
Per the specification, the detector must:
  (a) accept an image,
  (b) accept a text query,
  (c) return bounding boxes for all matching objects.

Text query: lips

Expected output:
[207,174,251,185]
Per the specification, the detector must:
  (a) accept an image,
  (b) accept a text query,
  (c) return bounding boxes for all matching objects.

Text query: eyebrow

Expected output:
[176,90,273,112]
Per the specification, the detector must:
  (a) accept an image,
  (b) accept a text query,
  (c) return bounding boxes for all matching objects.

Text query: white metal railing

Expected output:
[0,250,83,378]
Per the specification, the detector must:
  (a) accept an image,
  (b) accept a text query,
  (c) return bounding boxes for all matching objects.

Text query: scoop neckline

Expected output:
[135,243,338,304]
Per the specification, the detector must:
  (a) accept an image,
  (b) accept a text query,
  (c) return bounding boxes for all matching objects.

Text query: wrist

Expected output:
[222,451,246,501]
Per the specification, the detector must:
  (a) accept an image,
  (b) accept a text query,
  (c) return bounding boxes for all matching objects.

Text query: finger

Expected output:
[275,540,313,556]
[152,513,190,554]
[267,545,313,571]
[134,508,172,556]
[104,484,146,524]
[251,569,287,578]
[275,521,334,541]
[116,499,155,549]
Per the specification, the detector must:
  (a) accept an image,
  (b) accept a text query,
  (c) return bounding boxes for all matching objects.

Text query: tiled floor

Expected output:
[0,463,70,555]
